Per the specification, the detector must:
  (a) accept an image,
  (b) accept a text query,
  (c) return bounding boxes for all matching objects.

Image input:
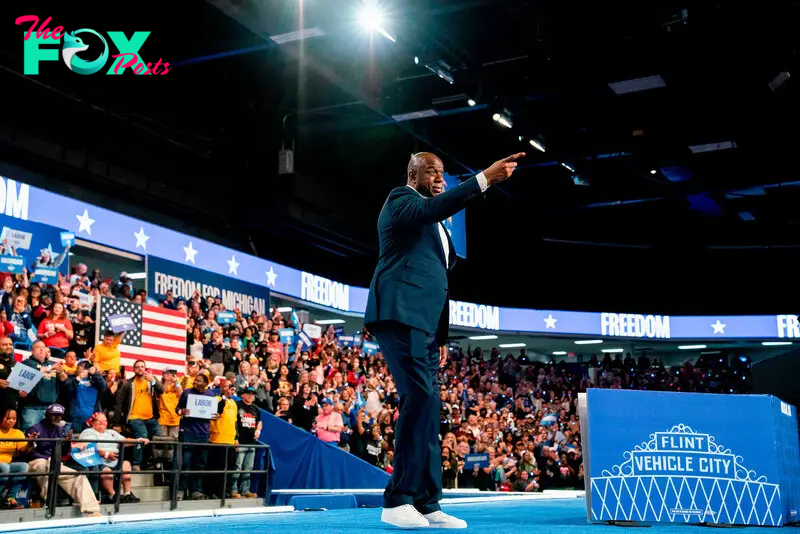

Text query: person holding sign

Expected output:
[175,373,223,500]
[0,337,23,419]
[76,413,146,504]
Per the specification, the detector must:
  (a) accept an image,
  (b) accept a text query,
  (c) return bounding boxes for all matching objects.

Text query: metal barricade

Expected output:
[0,437,271,519]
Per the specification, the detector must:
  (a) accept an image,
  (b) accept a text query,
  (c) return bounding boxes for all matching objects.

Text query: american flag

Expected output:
[95,296,187,376]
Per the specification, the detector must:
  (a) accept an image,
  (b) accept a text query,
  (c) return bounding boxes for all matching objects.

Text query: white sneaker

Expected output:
[423,510,468,529]
[381,504,430,528]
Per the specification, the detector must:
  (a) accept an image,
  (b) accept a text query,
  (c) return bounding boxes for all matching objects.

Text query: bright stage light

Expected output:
[358,4,396,42]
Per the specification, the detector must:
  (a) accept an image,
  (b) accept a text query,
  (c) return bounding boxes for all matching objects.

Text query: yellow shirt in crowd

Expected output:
[129,377,154,421]
[95,337,121,373]
[158,384,181,427]
[209,397,238,444]
[0,428,27,463]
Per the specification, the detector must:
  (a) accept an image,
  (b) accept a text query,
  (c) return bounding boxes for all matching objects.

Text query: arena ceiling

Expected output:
[0,1,798,314]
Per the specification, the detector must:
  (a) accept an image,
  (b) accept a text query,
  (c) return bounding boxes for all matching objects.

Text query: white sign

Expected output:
[449,300,500,330]
[601,313,671,339]
[0,227,33,250]
[187,393,218,419]
[0,178,30,220]
[301,272,350,311]
[303,323,322,339]
[6,364,43,394]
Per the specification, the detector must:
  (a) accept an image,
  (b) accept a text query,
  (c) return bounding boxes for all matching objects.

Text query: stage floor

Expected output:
[14,496,795,534]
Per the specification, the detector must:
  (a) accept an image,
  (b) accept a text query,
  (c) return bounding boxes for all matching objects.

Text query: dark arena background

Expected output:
[0,1,797,533]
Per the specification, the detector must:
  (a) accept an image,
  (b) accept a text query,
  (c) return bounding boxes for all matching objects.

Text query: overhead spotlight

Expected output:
[650,169,657,175]
[414,56,419,65]
[561,162,575,172]
[467,98,476,107]
[529,138,546,153]
[358,3,396,42]
[424,60,454,84]
[492,110,512,129]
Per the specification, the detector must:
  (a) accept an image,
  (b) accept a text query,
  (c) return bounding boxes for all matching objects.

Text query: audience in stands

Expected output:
[0,264,753,514]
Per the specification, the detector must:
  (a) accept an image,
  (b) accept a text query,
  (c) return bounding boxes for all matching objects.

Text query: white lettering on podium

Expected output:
[601,313,670,339]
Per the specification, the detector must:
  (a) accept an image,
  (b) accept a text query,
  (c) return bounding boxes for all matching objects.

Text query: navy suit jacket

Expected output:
[364,176,484,346]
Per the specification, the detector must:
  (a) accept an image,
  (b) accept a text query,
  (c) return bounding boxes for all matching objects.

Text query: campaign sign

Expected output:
[148,255,270,317]
[187,393,219,419]
[303,323,322,339]
[464,453,490,470]
[362,341,379,355]
[297,331,314,351]
[0,215,70,282]
[6,364,43,393]
[279,328,295,344]
[107,313,136,334]
[584,389,797,526]
[0,227,32,250]
[71,444,105,468]
[217,311,236,325]
[0,254,25,273]
[60,231,75,247]
[333,326,344,335]
[338,335,354,348]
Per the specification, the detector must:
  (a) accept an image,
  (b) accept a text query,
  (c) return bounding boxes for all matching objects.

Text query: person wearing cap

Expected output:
[315,398,343,445]
[230,387,261,498]
[157,370,182,440]
[114,360,164,470]
[26,404,101,516]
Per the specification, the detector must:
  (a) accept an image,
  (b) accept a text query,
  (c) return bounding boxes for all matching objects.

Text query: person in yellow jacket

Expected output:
[157,369,182,462]
[208,380,238,498]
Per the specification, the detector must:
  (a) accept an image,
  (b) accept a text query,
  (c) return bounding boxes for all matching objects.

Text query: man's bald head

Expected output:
[407,152,446,197]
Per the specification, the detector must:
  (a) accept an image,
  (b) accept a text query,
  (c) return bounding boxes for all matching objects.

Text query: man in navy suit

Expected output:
[365,151,525,529]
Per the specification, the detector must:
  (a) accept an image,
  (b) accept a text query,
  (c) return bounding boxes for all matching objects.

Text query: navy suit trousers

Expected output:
[371,321,442,514]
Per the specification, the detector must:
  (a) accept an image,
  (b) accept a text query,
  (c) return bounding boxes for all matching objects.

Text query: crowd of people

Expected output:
[0,263,752,513]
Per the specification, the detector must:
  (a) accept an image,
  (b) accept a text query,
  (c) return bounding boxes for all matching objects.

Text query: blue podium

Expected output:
[581,390,800,526]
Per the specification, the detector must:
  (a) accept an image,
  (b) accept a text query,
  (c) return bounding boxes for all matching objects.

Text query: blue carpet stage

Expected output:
[17,495,800,534]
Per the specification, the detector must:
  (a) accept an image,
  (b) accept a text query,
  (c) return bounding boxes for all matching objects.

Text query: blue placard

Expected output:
[0,254,25,273]
[279,328,295,344]
[71,444,105,468]
[333,325,345,335]
[60,231,75,247]
[147,255,270,317]
[464,453,490,470]
[30,267,59,284]
[338,335,354,347]
[352,335,362,347]
[297,330,313,350]
[585,389,796,526]
[146,297,160,307]
[217,311,236,325]
[362,341,379,355]
[107,313,136,334]
[0,215,69,283]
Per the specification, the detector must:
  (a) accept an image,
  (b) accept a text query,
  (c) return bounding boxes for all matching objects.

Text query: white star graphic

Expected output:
[711,320,727,334]
[183,241,198,264]
[76,209,95,235]
[265,266,278,287]
[544,314,558,329]
[227,255,240,276]
[133,227,150,250]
